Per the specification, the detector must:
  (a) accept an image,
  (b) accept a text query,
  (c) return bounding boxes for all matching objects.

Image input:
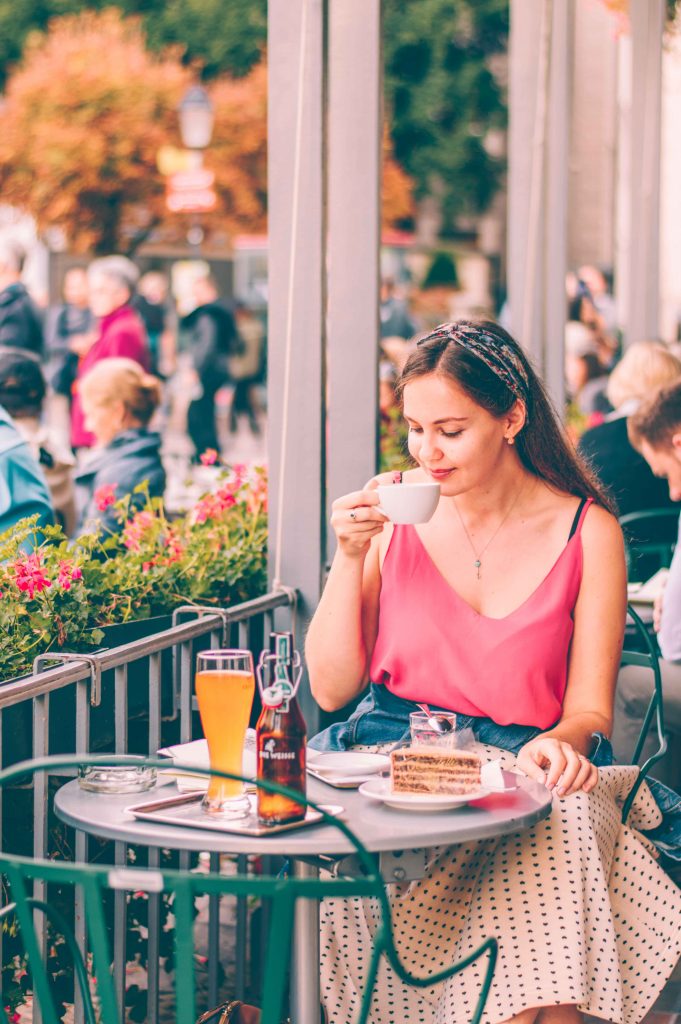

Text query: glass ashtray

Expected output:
[78,765,157,794]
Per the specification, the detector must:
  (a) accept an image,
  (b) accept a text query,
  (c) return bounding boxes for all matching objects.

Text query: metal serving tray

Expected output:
[126,790,343,837]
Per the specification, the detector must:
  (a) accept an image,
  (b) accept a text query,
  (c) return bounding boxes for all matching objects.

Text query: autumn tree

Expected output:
[382,127,415,227]
[0,10,281,253]
[0,8,411,253]
[0,0,267,89]
[0,10,194,253]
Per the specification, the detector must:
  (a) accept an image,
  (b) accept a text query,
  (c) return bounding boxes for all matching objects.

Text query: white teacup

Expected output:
[376,482,440,524]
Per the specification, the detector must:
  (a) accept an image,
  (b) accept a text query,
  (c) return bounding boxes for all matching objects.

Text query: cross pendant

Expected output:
[474,559,481,579]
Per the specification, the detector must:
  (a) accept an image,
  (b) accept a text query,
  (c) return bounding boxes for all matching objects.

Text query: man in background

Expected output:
[181,273,241,459]
[613,382,681,789]
[44,266,94,449]
[0,238,43,356]
[134,271,176,379]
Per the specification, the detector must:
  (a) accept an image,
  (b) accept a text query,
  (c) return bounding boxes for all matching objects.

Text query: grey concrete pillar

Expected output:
[508,0,572,413]
[626,0,664,344]
[326,0,381,557]
[267,0,325,729]
[543,0,573,414]
[508,0,547,369]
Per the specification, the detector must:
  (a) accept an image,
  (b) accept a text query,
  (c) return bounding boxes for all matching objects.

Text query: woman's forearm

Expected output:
[305,551,371,712]
[542,711,613,755]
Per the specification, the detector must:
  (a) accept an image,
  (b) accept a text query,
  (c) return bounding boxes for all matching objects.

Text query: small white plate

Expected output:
[307,751,390,777]
[358,776,490,812]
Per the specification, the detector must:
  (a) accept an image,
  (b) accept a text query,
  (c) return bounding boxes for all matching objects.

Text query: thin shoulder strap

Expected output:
[567,497,592,541]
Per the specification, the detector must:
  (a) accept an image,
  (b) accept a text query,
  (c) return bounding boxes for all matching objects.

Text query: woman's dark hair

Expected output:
[0,347,45,417]
[396,319,616,514]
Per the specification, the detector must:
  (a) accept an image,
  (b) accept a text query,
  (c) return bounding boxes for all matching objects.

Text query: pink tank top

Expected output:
[369,498,592,729]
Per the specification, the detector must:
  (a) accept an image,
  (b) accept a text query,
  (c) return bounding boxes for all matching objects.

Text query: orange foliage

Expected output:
[0,9,411,252]
[207,63,267,234]
[0,10,193,253]
[382,129,414,227]
[0,10,269,253]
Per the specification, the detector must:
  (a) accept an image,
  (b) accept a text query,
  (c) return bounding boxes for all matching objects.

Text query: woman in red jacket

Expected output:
[70,255,150,451]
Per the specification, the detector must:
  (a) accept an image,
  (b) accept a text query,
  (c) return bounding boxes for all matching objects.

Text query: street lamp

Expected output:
[178,85,214,152]
[176,86,215,253]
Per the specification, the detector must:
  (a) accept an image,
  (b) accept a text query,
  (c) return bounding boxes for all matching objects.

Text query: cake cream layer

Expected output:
[390,747,482,795]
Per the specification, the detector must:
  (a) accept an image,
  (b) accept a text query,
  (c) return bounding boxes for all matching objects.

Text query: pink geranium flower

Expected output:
[200,448,219,466]
[13,552,52,600]
[123,510,155,551]
[57,560,83,591]
[164,533,184,564]
[94,483,117,511]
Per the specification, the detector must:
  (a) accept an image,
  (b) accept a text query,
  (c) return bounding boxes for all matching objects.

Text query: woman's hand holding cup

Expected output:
[331,486,389,557]
[331,470,442,557]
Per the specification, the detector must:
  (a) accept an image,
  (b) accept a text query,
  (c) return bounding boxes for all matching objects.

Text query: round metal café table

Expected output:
[56,773,552,1024]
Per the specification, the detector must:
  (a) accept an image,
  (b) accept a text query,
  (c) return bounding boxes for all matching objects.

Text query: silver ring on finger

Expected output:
[349,509,358,521]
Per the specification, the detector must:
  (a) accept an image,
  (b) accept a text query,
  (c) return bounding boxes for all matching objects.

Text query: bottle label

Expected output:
[259,738,297,761]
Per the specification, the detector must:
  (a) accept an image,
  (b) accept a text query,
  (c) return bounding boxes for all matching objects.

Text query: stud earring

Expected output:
[507,436,515,445]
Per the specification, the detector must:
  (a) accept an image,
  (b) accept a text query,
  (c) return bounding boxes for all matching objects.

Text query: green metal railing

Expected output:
[0,591,296,1024]
[0,756,498,1024]
[621,603,668,824]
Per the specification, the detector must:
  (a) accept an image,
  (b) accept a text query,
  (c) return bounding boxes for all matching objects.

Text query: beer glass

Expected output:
[195,649,255,818]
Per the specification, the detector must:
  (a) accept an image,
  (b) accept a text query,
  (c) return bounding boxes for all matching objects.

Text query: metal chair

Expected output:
[0,754,497,1024]
[618,508,678,578]
[620,604,668,824]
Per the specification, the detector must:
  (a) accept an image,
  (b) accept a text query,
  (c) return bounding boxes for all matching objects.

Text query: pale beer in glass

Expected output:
[195,649,255,817]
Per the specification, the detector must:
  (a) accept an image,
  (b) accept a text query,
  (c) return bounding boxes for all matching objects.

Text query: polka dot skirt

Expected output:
[319,743,681,1024]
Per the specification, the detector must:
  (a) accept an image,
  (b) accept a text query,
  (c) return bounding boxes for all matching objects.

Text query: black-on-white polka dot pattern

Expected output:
[319,743,681,1024]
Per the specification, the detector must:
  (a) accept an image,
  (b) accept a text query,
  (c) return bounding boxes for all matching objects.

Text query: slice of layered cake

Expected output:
[390,747,482,795]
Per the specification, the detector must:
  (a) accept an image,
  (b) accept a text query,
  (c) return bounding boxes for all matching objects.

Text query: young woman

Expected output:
[306,321,681,1024]
[74,357,165,535]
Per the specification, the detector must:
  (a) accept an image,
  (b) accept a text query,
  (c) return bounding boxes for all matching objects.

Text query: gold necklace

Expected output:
[453,484,526,580]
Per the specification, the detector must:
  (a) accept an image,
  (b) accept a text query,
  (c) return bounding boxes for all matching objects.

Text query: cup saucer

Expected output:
[306,751,389,778]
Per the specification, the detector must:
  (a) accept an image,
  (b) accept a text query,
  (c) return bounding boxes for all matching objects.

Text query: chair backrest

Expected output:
[0,754,497,1024]
[619,507,679,578]
[620,604,668,823]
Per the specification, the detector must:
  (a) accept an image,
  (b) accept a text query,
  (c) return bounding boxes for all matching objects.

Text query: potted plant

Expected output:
[0,463,268,684]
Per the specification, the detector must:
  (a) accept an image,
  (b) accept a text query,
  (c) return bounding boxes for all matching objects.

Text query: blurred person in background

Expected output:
[44,266,94,448]
[228,301,264,436]
[380,277,416,341]
[0,348,76,534]
[134,270,176,378]
[380,277,417,372]
[71,256,149,452]
[579,342,681,579]
[564,320,612,425]
[611,386,681,790]
[566,270,618,370]
[181,273,241,460]
[0,405,53,541]
[0,238,43,357]
[578,264,618,336]
[74,357,164,535]
[579,341,681,515]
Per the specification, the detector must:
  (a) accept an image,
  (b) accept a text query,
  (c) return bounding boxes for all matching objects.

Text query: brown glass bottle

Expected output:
[256,634,307,826]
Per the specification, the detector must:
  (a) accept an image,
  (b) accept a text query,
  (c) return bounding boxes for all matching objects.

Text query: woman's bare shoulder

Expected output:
[581,501,624,552]
[531,484,622,549]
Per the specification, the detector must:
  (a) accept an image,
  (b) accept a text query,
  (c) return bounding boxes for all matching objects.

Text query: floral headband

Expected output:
[417,322,531,405]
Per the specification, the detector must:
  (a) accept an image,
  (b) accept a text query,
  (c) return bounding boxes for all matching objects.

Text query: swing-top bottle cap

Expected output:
[261,683,291,708]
